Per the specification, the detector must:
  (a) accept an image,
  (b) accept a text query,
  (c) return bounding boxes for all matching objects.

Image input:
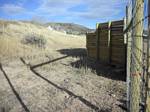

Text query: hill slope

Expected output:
[0,20,86,59]
[45,22,94,35]
[0,20,125,112]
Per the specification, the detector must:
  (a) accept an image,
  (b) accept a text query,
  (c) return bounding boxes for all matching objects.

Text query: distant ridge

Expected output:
[44,22,94,35]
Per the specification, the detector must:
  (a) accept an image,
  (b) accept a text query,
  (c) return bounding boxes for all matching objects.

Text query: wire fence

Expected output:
[125,0,150,111]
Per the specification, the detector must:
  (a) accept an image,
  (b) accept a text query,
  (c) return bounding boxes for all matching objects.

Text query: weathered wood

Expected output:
[98,22,110,63]
[110,19,125,67]
[96,23,100,60]
[130,0,144,112]
[86,19,126,67]
[145,0,150,111]
[86,32,97,59]
[111,20,124,26]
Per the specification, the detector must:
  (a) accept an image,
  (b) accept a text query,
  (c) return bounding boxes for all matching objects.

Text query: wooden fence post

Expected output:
[130,0,144,112]
[96,23,100,61]
[145,0,150,111]
[108,21,111,64]
[126,5,132,111]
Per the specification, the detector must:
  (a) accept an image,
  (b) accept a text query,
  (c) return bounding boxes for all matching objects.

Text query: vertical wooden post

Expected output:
[145,0,150,111]
[86,33,89,57]
[126,5,132,111]
[130,0,144,112]
[108,21,111,64]
[96,23,100,61]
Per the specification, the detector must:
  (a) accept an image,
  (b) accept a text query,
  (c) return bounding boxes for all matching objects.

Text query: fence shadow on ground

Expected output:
[20,57,111,112]
[117,99,127,111]
[58,48,126,81]
[29,55,69,69]
[0,63,30,112]
[23,48,86,69]
[30,68,110,112]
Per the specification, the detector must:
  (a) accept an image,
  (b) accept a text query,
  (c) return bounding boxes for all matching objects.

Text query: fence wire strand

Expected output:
[125,0,149,111]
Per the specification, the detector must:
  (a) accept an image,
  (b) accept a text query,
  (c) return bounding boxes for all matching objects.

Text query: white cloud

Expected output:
[36,0,127,19]
[1,4,25,15]
[36,0,82,16]
[0,0,127,20]
[78,0,126,19]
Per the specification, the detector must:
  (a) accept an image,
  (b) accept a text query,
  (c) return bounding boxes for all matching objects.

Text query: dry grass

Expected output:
[0,20,126,112]
[0,20,85,60]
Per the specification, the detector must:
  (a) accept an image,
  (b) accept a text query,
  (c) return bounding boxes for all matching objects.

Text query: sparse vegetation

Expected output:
[0,20,126,112]
[22,33,46,48]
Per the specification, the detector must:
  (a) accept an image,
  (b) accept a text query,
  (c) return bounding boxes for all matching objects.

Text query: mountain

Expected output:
[44,22,94,35]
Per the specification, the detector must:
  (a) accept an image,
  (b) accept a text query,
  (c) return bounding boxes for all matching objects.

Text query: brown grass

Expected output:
[0,20,85,60]
[0,20,126,112]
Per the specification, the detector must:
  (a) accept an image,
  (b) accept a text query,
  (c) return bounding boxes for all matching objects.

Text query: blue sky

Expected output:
[0,0,127,28]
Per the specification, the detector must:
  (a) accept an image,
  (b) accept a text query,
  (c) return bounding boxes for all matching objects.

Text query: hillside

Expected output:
[0,20,125,112]
[45,22,94,35]
[0,20,86,59]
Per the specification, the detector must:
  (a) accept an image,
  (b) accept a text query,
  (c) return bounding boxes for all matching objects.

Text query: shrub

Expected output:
[22,33,46,48]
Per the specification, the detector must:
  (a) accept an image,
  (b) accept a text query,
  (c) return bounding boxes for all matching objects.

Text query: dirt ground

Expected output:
[0,48,126,112]
[0,21,126,112]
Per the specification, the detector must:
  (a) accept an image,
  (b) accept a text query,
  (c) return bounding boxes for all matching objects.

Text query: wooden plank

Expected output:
[86,43,96,47]
[99,28,109,30]
[87,51,97,54]
[112,42,125,45]
[111,29,123,32]
[87,37,96,40]
[111,35,124,38]
[111,54,125,59]
[111,56,125,61]
[111,41,125,44]
[112,48,125,53]
[87,40,97,43]
[99,32,108,35]
[111,60,125,66]
[87,47,97,50]
[111,26,124,29]
[111,37,124,40]
[111,20,124,26]
[111,30,124,34]
[111,50,125,55]
[111,45,125,48]
[111,33,124,37]
[100,22,108,27]
[112,37,124,40]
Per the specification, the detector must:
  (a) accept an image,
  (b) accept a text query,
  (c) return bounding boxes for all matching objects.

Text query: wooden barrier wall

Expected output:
[86,20,126,67]
[110,20,126,66]
[98,22,110,63]
[86,33,97,58]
